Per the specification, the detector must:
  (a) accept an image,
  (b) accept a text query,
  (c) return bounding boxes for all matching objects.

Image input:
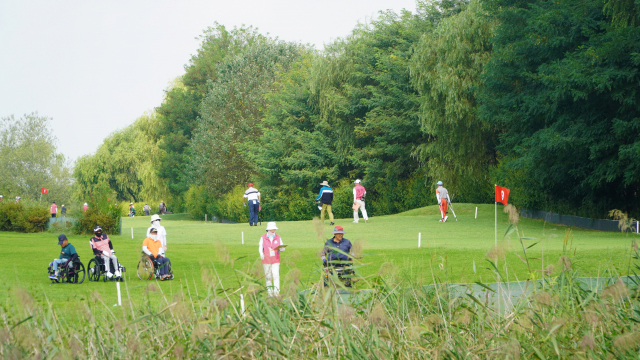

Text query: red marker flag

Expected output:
[495,186,510,205]
[41,188,49,195]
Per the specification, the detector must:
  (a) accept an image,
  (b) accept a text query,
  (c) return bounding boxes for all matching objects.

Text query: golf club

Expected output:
[449,201,458,222]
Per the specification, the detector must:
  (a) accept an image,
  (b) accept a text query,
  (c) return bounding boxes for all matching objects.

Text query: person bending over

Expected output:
[90,225,121,279]
[143,228,172,280]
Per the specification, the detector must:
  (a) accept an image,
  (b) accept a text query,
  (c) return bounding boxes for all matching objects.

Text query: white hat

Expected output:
[150,214,161,222]
[354,179,361,184]
[266,222,278,231]
[84,203,88,206]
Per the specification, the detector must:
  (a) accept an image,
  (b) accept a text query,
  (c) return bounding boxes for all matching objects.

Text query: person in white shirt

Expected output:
[352,179,369,223]
[258,222,284,297]
[146,214,168,252]
[243,183,261,226]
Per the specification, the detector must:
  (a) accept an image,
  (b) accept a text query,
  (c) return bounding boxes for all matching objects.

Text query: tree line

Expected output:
[70,0,640,221]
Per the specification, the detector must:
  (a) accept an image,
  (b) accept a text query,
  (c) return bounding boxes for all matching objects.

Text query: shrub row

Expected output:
[0,202,49,233]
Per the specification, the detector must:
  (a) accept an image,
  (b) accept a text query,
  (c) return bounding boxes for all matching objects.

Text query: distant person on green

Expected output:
[50,201,58,218]
[143,203,150,216]
[61,204,67,216]
[49,234,77,280]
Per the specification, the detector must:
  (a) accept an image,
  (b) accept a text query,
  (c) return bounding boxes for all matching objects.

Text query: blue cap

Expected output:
[437,181,443,186]
[58,234,68,245]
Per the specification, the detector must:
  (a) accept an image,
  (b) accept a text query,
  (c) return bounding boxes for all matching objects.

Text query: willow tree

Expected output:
[73,112,169,203]
[410,0,497,202]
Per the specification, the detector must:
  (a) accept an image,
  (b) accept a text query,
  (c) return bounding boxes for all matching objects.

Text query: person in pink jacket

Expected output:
[259,222,285,297]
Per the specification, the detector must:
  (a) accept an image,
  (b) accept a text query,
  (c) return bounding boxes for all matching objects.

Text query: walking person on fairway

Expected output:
[83,203,88,213]
[50,201,58,218]
[146,214,168,253]
[243,183,261,226]
[143,203,150,216]
[316,181,334,225]
[259,222,285,297]
[352,179,368,223]
[436,181,451,222]
[61,205,67,217]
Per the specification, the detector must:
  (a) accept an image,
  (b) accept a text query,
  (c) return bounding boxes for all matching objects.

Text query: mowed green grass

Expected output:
[0,204,636,312]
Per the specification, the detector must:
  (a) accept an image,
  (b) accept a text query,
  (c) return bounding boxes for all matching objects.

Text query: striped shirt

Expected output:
[244,187,261,201]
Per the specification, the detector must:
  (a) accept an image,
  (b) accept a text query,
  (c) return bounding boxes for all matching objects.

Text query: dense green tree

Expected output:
[156,24,264,206]
[187,38,304,194]
[410,0,497,202]
[0,113,73,203]
[73,112,169,203]
[480,0,640,217]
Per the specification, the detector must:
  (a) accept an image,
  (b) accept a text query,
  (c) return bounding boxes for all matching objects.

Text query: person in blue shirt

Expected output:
[315,181,334,225]
[321,226,354,287]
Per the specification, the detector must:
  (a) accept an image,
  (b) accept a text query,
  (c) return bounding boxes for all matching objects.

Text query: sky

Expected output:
[0,0,417,163]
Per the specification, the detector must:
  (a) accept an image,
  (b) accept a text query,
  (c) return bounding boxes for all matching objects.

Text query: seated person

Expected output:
[142,227,171,280]
[321,226,352,266]
[90,225,121,279]
[49,234,77,280]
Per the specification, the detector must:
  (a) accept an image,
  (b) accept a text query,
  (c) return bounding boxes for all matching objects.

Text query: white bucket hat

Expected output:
[266,222,278,231]
[150,214,162,223]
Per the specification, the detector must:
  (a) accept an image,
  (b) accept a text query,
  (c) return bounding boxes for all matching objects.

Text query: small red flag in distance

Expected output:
[41,188,49,194]
[495,186,510,205]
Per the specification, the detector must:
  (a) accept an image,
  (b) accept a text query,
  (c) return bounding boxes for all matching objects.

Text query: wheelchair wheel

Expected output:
[88,258,100,282]
[66,262,85,284]
[137,257,154,280]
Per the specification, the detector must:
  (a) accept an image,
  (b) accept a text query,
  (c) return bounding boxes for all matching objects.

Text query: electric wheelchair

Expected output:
[137,253,173,280]
[47,256,85,284]
[88,255,125,282]
[323,260,356,288]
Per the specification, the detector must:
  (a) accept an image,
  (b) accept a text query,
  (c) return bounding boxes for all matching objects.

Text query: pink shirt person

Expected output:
[258,222,285,297]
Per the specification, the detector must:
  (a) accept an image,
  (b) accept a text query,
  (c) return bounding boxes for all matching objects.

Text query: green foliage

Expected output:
[156,24,266,206]
[0,201,49,233]
[73,183,121,235]
[73,112,169,204]
[0,113,73,204]
[410,0,497,203]
[480,0,640,218]
[187,38,305,195]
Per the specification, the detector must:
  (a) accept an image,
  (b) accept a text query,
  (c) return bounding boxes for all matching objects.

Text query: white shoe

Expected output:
[352,221,358,223]
[444,216,448,222]
[115,270,121,277]
[439,219,443,222]
[106,272,114,278]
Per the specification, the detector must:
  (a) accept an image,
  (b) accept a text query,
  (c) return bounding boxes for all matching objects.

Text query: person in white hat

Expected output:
[436,181,451,222]
[352,179,368,223]
[146,214,168,253]
[259,222,285,297]
[83,203,88,213]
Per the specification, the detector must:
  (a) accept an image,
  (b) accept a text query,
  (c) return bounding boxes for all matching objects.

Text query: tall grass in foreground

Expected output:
[2,210,640,358]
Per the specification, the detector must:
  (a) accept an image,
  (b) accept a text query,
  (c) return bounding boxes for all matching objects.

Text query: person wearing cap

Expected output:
[436,181,451,222]
[259,222,285,296]
[143,203,150,216]
[243,183,261,226]
[61,204,67,217]
[50,201,58,218]
[315,181,334,225]
[15,196,20,203]
[146,214,167,253]
[321,226,354,287]
[49,234,78,280]
[143,227,172,280]
[90,226,121,279]
[129,202,136,217]
[0,195,3,202]
[352,179,368,224]
[83,203,88,213]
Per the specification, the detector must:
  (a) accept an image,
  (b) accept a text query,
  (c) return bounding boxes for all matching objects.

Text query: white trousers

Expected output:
[101,254,118,273]
[353,199,368,222]
[263,263,280,297]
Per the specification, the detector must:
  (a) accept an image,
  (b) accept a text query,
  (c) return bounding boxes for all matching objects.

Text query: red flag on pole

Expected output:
[495,186,510,205]
[41,188,49,194]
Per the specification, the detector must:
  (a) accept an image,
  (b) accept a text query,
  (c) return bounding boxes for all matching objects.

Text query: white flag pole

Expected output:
[495,185,497,247]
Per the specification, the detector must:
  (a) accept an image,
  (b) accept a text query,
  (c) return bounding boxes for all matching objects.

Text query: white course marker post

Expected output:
[637,220,639,234]
[495,185,497,246]
[418,233,421,248]
[116,282,122,306]
[205,214,207,222]
[131,227,133,239]
[475,207,478,219]
[240,294,246,317]
[242,231,244,245]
